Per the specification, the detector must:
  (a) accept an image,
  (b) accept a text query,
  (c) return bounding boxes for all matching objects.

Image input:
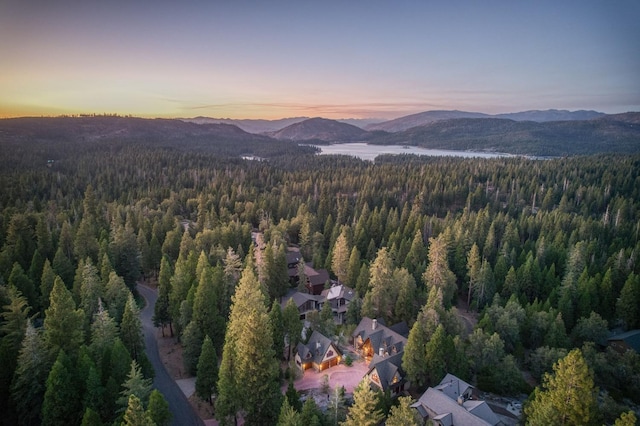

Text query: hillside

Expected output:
[368,113,640,156]
[366,109,607,132]
[365,110,490,132]
[182,116,309,133]
[0,116,316,165]
[268,117,370,142]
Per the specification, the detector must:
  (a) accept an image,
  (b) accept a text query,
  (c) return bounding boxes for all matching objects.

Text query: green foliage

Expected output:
[386,396,423,426]
[341,379,384,426]
[524,348,598,425]
[195,335,218,404]
[146,390,171,426]
[44,277,84,354]
[42,350,83,426]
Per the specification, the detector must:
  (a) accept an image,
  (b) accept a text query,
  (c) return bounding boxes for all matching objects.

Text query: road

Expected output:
[137,284,204,426]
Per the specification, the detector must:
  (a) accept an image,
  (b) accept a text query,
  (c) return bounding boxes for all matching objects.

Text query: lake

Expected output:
[313,143,511,161]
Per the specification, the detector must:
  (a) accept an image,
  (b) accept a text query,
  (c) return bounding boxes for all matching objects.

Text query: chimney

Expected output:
[457,396,464,406]
[379,347,385,357]
[372,319,377,330]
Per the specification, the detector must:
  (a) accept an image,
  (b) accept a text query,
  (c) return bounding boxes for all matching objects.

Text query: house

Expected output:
[306,268,331,295]
[280,291,322,320]
[607,329,640,353]
[352,317,408,359]
[411,374,501,426]
[320,284,356,325]
[365,352,408,397]
[295,330,342,372]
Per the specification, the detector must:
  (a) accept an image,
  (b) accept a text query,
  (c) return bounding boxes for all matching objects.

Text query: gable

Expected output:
[321,343,341,363]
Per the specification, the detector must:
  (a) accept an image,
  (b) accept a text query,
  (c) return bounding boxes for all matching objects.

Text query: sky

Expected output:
[1,1,639,120]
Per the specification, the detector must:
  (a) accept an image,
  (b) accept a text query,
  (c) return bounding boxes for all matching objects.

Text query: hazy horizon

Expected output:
[2,1,639,119]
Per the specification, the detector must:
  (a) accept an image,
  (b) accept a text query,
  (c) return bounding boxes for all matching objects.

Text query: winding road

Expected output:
[137,284,204,426]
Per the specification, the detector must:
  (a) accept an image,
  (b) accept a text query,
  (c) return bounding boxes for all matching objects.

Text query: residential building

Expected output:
[295,330,342,372]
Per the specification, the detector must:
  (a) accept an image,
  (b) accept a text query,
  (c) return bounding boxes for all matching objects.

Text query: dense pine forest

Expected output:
[1,117,639,425]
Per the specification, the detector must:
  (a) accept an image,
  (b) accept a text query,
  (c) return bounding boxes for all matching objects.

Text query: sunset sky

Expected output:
[1,1,639,119]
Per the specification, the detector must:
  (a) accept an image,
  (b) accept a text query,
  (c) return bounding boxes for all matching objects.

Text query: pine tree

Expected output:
[153,257,173,336]
[122,394,154,426]
[362,247,396,323]
[44,276,84,354]
[524,348,598,425]
[120,293,145,361]
[617,272,640,329]
[331,227,350,283]
[11,320,50,426]
[42,350,83,426]
[146,389,171,426]
[52,246,74,288]
[89,300,118,364]
[196,335,218,404]
[216,266,282,425]
[40,259,56,310]
[277,398,303,426]
[105,271,130,324]
[118,360,153,413]
[341,380,383,426]
[80,260,104,328]
[423,234,457,307]
[385,396,421,426]
[270,299,285,360]
[283,298,303,361]
[9,262,37,312]
[424,324,453,385]
[466,243,481,308]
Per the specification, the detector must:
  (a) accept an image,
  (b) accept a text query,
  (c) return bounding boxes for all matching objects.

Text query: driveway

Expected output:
[292,359,370,394]
[138,284,204,426]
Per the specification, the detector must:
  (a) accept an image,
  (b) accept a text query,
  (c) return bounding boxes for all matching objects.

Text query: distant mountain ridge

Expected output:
[182,116,309,133]
[366,109,606,132]
[268,117,370,142]
[367,113,640,156]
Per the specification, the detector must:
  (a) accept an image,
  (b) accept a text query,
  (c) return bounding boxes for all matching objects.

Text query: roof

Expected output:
[435,373,474,400]
[321,284,356,302]
[308,268,330,286]
[608,329,640,352]
[286,251,302,266]
[367,352,405,391]
[353,317,408,356]
[413,388,497,426]
[281,291,322,310]
[388,321,410,338]
[296,330,341,365]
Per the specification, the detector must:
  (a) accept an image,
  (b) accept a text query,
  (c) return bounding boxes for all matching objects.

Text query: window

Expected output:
[327,350,334,358]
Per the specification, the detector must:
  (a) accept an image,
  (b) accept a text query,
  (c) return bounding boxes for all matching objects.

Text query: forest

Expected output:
[0,116,639,425]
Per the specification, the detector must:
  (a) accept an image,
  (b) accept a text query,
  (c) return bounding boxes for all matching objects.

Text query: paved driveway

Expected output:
[292,360,370,394]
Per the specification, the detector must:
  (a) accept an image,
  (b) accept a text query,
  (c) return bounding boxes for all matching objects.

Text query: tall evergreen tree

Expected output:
[196,335,218,405]
[146,389,171,426]
[120,293,145,362]
[11,321,50,426]
[153,257,173,336]
[42,350,83,426]
[44,277,84,354]
[216,266,282,425]
[423,234,457,307]
[524,348,598,425]
[341,380,383,426]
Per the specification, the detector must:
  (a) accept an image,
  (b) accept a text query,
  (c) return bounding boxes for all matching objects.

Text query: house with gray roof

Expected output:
[411,374,501,426]
[352,317,408,359]
[320,284,356,325]
[365,352,408,396]
[295,330,342,372]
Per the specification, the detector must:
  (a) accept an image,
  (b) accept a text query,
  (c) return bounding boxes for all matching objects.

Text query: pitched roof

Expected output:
[607,329,640,352]
[413,388,496,426]
[353,317,408,356]
[281,291,322,310]
[308,268,330,286]
[321,284,356,302]
[296,330,341,365]
[367,352,405,391]
[412,374,500,426]
[435,373,474,400]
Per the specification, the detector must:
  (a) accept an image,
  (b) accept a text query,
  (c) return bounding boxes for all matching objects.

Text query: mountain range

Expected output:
[2,109,638,157]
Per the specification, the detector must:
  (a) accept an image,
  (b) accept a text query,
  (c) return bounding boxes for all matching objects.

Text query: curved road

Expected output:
[138,284,204,426]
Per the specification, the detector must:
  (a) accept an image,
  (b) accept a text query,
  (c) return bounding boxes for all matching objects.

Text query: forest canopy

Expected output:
[1,116,639,424]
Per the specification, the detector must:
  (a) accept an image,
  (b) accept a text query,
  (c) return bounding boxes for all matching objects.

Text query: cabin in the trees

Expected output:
[364,352,408,397]
[352,317,408,360]
[320,284,356,325]
[607,329,640,354]
[411,374,501,426]
[295,330,342,372]
[280,291,322,320]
